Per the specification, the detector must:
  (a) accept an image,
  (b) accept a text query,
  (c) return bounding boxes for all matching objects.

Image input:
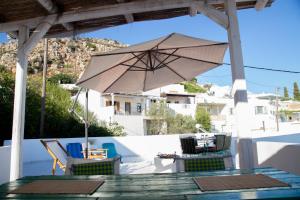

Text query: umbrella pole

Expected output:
[84,89,89,159]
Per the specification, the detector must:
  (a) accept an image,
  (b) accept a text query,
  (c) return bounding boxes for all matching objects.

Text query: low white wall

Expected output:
[4,134,184,163]
[0,146,11,185]
[251,132,300,175]
[4,132,300,176]
[253,141,300,175]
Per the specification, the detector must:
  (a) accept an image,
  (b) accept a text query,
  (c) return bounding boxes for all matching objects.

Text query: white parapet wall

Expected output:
[3,132,300,177]
[4,134,184,164]
[252,131,300,175]
[0,146,11,184]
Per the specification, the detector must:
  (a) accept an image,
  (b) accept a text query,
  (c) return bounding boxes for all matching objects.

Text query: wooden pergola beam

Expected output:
[37,0,74,31]
[116,0,134,23]
[196,2,229,29]
[0,0,232,32]
[255,0,269,11]
[189,5,198,17]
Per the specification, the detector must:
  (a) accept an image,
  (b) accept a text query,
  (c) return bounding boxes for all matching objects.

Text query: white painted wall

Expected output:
[229,131,300,175]
[114,115,147,136]
[253,141,300,175]
[0,146,11,184]
[98,106,114,122]
[4,134,184,163]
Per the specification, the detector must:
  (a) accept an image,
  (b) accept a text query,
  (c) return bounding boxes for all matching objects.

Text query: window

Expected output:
[137,103,142,113]
[106,101,120,113]
[125,102,131,115]
[255,106,267,115]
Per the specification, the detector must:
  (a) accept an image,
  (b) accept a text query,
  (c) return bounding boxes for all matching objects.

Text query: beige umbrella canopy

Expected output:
[77,33,228,93]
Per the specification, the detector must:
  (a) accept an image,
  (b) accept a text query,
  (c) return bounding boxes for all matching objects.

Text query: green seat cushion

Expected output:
[71,161,114,175]
[184,157,225,172]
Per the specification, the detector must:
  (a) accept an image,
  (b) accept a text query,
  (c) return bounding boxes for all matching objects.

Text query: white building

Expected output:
[77,90,151,136]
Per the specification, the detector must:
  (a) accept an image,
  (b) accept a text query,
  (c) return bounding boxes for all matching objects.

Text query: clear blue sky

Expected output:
[1,0,299,95]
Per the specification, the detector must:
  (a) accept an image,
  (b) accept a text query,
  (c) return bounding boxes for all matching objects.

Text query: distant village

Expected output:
[63,83,300,136]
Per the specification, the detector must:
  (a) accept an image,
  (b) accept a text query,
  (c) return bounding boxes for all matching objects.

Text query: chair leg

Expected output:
[52,159,57,175]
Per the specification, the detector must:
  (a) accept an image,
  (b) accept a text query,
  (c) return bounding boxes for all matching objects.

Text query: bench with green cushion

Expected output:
[184,157,225,172]
[71,161,114,175]
[65,156,121,175]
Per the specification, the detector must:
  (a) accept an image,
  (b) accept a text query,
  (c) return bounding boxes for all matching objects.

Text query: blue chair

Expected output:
[102,143,122,161]
[66,143,84,158]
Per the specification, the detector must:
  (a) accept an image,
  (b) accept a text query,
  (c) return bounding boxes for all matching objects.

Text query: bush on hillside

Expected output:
[180,79,206,93]
[48,73,76,84]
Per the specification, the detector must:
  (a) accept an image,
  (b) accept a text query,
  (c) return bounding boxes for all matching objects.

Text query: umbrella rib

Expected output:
[154,57,180,71]
[103,52,147,93]
[77,52,144,85]
[131,52,152,70]
[92,43,227,57]
[154,48,178,69]
[122,63,147,70]
[158,52,222,66]
[151,53,187,81]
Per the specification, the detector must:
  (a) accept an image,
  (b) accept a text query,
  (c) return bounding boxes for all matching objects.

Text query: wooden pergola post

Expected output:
[9,16,56,181]
[225,0,254,169]
[10,26,29,181]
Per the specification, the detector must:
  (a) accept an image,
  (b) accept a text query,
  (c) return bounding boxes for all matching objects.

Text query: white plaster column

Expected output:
[10,26,29,181]
[225,0,254,169]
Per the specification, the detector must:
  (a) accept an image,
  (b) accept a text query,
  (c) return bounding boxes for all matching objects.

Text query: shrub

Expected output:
[195,105,211,132]
[86,42,97,50]
[48,73,76,84]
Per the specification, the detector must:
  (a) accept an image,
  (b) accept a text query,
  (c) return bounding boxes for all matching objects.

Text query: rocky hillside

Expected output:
[0,38,127,78]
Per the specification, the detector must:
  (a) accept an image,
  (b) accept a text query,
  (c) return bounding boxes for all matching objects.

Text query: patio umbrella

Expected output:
[76,33,228,93]
[76,33,228,157]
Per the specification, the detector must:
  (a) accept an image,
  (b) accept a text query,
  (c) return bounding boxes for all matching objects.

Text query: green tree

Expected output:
[147,101,171,134]
[283,87,289,100]
[293,82,300,101]
[167,114,197,134]
[195,105,211,132]
[147,101,197,134]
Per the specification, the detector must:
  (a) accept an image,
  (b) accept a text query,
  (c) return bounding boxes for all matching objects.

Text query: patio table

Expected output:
[1,167,300,199]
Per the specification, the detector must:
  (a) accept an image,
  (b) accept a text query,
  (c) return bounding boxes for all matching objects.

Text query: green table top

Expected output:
[1,167,300,200]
